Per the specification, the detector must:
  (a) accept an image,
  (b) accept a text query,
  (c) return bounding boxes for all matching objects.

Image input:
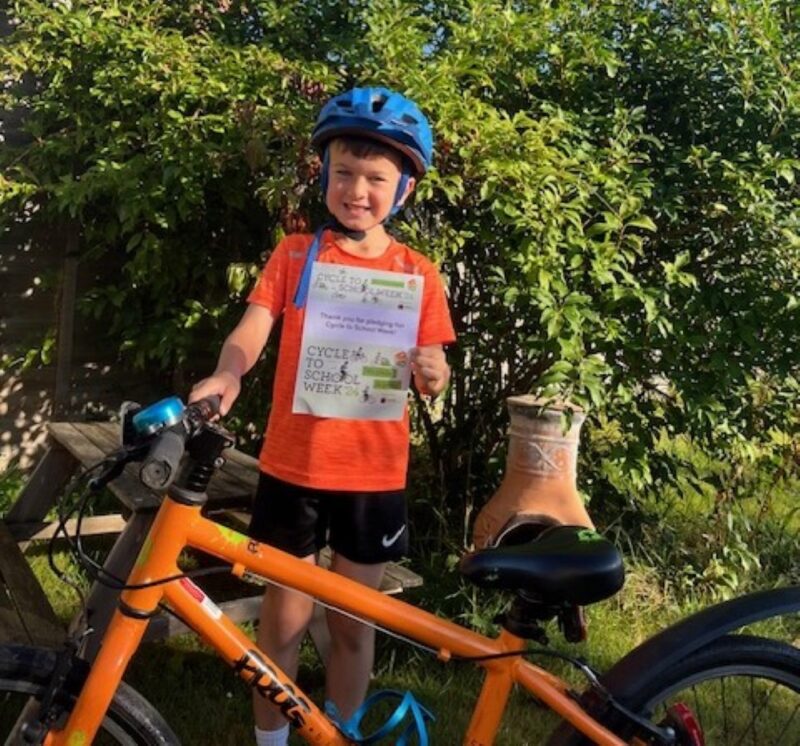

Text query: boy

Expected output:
[190,86,455,746]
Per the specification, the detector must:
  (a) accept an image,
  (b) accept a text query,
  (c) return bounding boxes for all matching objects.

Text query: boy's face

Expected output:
[325,139,415,234]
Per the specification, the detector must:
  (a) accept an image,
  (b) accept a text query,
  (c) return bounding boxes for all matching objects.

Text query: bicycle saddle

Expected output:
[459,525,624,606]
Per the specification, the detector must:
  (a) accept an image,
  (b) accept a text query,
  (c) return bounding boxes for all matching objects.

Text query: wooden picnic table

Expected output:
[0,520,64,647]
[4,421,422,660]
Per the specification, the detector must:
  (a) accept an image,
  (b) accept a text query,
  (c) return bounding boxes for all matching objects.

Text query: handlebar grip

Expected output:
[187,395,221,421]
[140,429,186,491]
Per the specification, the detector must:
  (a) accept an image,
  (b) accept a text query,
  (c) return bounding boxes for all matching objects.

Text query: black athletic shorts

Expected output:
[248,471,408,564]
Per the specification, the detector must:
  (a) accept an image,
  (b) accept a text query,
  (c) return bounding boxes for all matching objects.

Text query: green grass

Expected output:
[0,466,25,514]
[18,541,798,745]
[3,465,799,744]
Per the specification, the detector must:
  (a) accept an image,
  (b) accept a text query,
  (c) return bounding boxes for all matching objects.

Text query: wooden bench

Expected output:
[0,520,64,648]
[6,421,422,659]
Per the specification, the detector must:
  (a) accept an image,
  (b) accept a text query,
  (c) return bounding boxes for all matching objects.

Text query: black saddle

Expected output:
[459,525,625,606]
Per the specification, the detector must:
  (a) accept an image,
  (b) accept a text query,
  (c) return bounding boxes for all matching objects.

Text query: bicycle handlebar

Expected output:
[185,395,220,423]
[139,395,221,492]
[140,430,186,490]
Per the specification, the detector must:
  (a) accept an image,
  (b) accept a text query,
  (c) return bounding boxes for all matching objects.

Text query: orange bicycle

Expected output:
[1,397,798,744]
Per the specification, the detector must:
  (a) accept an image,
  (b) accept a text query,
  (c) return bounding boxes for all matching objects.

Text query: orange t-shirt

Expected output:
[247,231,456,491]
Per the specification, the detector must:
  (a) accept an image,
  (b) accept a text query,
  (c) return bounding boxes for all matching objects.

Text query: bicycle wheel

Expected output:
[550,634,800,745]
[0,645,179,745]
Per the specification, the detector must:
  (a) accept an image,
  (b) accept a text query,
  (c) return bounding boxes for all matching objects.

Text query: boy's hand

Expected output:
[410,345,450,397]
[189,370,241,417]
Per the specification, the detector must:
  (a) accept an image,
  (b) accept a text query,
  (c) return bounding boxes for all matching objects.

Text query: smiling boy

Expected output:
[190,87,455,746]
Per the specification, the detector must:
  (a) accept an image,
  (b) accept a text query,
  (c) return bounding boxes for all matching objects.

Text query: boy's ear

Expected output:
[398,177,416,207]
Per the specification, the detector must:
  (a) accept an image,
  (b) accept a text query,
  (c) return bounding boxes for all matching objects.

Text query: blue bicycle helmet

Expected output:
[311,86,434,177]
[294,87,434,309]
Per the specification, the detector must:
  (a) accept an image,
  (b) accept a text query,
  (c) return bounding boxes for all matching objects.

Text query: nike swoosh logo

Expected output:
[381,525,406,548]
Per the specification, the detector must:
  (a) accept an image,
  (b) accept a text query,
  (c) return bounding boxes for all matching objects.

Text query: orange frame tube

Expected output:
[46,498,625,746]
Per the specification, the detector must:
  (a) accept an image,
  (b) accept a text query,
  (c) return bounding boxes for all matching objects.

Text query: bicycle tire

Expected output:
[549,634,800,745]
[0,645,180,745]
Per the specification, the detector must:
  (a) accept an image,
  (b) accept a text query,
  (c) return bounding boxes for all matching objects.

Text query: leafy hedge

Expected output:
[2,1,798,552]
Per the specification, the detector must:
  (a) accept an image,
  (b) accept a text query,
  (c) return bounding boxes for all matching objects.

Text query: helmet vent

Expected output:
[311,86,433,175]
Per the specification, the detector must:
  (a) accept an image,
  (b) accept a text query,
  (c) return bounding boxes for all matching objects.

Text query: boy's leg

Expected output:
[324,553,387,719]
[253,554,317,731]
[324,486,406,719]
[248,472,327,733]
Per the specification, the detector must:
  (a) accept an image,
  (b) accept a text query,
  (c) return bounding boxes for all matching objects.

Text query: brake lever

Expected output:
[87,443,149,491]
[87,462,125,492]
[120,400,143,447]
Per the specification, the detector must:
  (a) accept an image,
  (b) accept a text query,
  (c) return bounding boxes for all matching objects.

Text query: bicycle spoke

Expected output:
[691,684,703,734]
[652,666,798,746]
[772,699,800,745]
[721,673,728,743]
[728,676,780,746]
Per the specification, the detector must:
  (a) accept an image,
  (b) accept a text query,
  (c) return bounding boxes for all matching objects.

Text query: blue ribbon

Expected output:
[325,690,435,745]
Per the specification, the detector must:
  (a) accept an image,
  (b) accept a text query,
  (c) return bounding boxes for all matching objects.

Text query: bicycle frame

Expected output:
[45,495,626,746]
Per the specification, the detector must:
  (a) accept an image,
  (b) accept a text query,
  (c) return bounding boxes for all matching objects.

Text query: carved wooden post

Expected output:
[472,395,593,548]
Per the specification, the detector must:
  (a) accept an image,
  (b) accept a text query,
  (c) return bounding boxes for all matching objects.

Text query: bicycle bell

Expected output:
[131,396,186,437]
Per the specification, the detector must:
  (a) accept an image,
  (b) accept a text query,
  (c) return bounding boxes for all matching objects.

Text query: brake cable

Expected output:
[49,449,231,603]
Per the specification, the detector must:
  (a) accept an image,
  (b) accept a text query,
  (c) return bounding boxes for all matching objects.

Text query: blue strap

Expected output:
[292,223,329,309]
[325,690,434,745]
[389,172,411,217]
[320,148,331,195]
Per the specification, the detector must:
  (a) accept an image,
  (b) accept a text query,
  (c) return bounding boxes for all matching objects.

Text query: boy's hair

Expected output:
[329,135,410,171]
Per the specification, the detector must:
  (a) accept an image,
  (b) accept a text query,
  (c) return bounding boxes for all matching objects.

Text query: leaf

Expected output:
[626,215,657,232]
[777,165,795,185]
[126,232,143,251]
[586,222,616,237]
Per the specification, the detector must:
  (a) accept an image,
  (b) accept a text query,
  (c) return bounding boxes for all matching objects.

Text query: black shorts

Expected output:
[248,472,408,564]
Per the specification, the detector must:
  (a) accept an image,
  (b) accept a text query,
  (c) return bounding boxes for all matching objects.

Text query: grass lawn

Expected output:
[19,541,799,745]
[3,464,799,744]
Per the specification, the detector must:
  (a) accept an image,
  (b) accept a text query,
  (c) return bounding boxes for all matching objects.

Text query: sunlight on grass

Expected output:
[17,531,799,745]
[4,462,798,744]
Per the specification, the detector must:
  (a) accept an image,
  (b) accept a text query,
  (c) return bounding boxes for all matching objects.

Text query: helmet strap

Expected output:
[388,170,410,218]
[293,223,329,309]
[319,148,330,195]
[301,148,408,304]
[329,217,367,241]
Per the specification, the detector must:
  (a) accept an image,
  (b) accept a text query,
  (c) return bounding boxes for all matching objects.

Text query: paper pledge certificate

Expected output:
[292,263,424,420]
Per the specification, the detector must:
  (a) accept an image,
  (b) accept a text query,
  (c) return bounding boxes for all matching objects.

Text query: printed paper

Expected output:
[292,263,423,420]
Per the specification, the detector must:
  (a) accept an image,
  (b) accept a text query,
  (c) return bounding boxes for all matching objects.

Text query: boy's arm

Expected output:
[410,344,450,397]
[189,304,275,415]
